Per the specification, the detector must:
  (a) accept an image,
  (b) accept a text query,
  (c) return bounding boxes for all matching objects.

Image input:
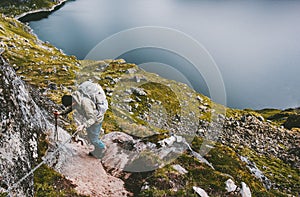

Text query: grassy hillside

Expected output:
[256,108,300,129]
[0,14,299,196]
[0,0,61,17]
[0,14,79,101]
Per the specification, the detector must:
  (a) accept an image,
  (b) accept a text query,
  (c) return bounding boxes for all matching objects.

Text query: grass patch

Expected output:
[239,148,300,195]
[34,164,87,197]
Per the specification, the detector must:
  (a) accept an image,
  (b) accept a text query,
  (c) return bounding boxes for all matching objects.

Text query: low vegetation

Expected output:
[0,0,59,17]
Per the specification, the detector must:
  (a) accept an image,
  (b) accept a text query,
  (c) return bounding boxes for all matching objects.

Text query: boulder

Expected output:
[101,132,190,174]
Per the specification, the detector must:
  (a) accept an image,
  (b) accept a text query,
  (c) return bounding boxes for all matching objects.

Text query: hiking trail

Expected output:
[51,128,131,197]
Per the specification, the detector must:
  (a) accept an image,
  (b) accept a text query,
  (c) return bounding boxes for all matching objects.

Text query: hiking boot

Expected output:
[88,149,105,159]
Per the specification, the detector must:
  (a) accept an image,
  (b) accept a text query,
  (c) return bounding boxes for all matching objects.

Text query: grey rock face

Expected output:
[0,56,48,196]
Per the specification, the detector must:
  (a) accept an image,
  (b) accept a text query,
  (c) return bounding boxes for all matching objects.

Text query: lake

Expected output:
[27,0,300,109]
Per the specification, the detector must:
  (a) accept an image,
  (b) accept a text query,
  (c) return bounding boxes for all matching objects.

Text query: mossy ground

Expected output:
[239,148,300,195]
[140,138,268,196]
[34,164,87,197]
[140,138,299,196]
[0,14,79,103]
[256,108,300,127]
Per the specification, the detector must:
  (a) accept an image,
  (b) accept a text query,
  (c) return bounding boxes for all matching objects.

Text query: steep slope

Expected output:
[0,55,89,197]
[0,12,299,197]
[0,54,44,196]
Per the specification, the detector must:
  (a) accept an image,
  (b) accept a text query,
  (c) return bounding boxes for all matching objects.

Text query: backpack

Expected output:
[78,81,108,117]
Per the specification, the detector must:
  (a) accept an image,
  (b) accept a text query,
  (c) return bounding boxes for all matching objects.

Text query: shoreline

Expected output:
[15,0,68,21]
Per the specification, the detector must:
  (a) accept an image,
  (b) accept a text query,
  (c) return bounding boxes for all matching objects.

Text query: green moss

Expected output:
[255,108,300,127]
[256,108,282,119]
[140,153,229,197]
[205,144,267,195]
[0,15,79,101]
[141,140,297,196]
[34,164,87,197]
[36,132,48,163]
[141,82,181,117]
[239,148,300,195]
[0,193,8,197]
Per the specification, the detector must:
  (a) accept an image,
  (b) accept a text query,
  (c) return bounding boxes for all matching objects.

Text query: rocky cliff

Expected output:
[0,55,48,196]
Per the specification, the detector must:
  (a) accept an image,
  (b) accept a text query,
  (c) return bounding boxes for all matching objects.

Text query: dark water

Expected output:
[28,0,300,109]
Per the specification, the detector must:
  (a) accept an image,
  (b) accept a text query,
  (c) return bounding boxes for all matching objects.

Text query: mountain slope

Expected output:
[0,0,65,17]
[0,13,299,197]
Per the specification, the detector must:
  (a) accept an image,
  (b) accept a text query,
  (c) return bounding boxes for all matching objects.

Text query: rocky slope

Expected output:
[0,54,43,196]
[0,9,299,197]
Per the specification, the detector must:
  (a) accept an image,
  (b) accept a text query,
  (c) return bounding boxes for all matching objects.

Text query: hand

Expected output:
[76,125,85,132]
[53,111,61,117]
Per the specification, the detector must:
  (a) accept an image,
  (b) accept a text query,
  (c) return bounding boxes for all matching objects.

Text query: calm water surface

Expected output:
[28,0,300,109]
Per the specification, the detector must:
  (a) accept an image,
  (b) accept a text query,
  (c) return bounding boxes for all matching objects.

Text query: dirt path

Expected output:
[58,139,130,197]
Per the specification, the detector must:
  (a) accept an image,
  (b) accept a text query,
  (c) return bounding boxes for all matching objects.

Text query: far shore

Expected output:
[15,0,68,21]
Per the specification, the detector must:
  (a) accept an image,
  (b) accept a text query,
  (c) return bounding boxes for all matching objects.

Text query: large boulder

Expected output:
[101,132,190,175]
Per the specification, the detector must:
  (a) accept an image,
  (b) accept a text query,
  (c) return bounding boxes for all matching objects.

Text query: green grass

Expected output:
[0,14,79,103]
[34,164,87,197]
[255,108,300,127]
[239,148,300,195]
[0,193,8,197]
[140,138,299,196]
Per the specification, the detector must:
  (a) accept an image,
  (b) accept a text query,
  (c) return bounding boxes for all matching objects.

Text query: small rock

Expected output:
[126,68,137,74]
[172,164,188,174]
[196,95,203,102]
[123,98,134,103]
[141,182,150,191]
[225,179,237,192]
[193,186,209,197]
[257,116,264,122]
[158,136,176,147]
[131,87,147,96]
[0,48,4,54]
[199,105,207,111]
[240,182,251,197]
[48,82,57,90]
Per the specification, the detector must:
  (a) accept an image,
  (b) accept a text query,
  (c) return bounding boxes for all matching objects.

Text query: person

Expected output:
[57,82,108,159]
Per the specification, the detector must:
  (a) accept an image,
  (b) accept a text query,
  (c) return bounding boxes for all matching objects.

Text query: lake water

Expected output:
[27,0,300,109]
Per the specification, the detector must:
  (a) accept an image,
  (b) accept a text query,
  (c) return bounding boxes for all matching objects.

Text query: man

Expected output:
[58,82,108,159]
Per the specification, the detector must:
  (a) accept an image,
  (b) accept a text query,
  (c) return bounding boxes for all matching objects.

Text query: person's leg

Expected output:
[86,122,105,157]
